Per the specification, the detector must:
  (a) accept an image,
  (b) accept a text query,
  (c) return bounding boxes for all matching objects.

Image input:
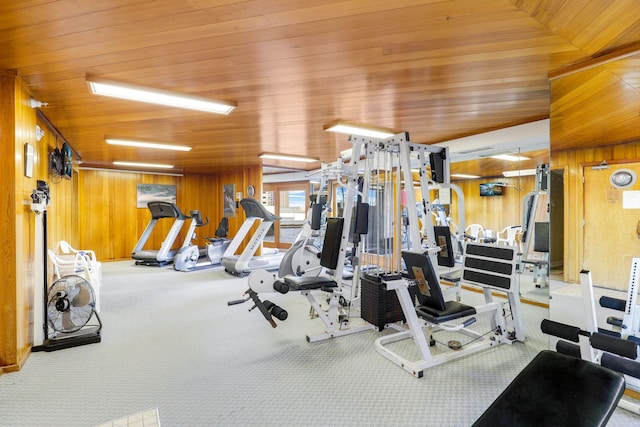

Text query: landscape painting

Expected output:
[136,184,177,208]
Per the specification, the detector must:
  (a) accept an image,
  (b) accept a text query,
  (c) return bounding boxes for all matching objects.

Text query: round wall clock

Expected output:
[247,185,255,197]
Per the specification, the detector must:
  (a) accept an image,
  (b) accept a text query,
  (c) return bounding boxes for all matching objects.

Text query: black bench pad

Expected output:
[415,301,476,324]
[284,276,337,291]
[472,350,625,427]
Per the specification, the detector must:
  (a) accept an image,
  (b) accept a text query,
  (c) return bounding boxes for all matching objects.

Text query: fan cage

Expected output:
[47,275,96,334]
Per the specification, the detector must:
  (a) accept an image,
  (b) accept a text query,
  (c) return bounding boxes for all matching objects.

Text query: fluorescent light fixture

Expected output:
[502,169,536,177]
[451,173,481,179]
[323,120,396,138]
[87,76,236,114]
[259,152,319,163]
[113,161,174,169]
[106,139,192,152]
[491,154,530,161]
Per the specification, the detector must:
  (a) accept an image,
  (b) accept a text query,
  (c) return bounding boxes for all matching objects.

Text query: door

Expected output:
[583,162,640,289]
[263,183,309,250]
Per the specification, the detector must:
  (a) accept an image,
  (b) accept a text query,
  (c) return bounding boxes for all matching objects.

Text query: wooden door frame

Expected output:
[263,182,310,250]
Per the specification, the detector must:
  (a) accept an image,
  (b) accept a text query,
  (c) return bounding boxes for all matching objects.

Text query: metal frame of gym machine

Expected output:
[241,138,377,341]
[519,163,550,286]
[362,132,525,378]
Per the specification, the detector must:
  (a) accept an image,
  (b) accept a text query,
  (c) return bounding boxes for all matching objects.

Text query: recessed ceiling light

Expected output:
[113,161,174,169]
[87,76,236,114]
[258,152,319,163]
[323,120,396,139]
[106,139,192,152]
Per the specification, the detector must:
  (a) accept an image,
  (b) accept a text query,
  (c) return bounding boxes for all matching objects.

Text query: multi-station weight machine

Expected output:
[231,132,525,377]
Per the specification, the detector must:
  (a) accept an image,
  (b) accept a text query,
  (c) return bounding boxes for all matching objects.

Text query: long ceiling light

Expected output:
[491,154,530,161]
[113,161,174,169]
[259,152,319,163]
[502,169,536,177]
[87,76,236,115]
[451,173,481,179]
[323,120,396,138]
[106,139,192,152]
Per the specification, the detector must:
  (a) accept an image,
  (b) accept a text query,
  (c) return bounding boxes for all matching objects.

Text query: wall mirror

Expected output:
[549,53,640,296]
[440,120,550,304]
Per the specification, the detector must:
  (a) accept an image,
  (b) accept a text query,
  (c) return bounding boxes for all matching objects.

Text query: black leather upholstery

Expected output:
[472,350,625,427]
[284,276,337,291]
[415,301,476,324]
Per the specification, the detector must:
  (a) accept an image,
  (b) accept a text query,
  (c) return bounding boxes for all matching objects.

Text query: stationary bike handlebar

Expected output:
[189,210,210,227]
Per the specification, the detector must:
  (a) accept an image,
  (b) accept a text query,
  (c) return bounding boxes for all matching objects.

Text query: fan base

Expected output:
[33,327,101,352]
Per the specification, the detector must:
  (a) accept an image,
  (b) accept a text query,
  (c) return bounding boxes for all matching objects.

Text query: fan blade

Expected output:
[71,283,91,306]
[62,311,75,331]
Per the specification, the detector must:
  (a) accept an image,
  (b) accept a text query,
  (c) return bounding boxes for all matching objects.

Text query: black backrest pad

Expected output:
[464,257,513,275]
[311,204,322,230]
[465,243,514,260]
[216,217,229,238]
[462,243,515,290]
[463,270,512,290]
[321,217,344,270]
[533,221,550,253]
[434,225,455,268]
[401,250,447,311]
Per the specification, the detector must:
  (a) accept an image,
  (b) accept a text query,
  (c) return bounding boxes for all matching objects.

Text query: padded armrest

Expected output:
[472,350,625,427]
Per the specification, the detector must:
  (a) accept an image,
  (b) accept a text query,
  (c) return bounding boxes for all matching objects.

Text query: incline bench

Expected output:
[473,350,625,427]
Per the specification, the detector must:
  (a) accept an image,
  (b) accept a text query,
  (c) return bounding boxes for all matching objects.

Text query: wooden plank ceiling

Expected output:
[2,0,640,177]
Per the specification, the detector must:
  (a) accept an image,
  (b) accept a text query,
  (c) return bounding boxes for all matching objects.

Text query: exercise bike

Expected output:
[174,213,231,272]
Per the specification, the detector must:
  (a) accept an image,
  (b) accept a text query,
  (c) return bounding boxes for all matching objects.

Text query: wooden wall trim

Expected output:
[0,74,18,368]
[548,42,640,80]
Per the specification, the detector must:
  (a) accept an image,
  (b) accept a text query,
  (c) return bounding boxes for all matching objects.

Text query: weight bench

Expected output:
[472,350,625,427]
[542,316,640,416]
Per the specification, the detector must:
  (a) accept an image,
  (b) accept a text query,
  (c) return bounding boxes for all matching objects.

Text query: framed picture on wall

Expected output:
[223,183,235,217]
[136,184,176,208]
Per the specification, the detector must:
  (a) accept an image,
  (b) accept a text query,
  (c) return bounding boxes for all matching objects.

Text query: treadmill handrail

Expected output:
[147,201,188,220]
[239,198,280,221]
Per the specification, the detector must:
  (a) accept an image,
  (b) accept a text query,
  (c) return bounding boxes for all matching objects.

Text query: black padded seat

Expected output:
[284,276,337,291]
[415,301,476,324]
[472,350,625,427]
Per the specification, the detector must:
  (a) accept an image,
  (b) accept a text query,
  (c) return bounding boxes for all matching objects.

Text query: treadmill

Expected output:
[132,201,189,266]
[221,198,282,276]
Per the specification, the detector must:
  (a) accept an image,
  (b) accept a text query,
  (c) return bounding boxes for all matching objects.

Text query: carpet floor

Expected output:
[1,261,639,426]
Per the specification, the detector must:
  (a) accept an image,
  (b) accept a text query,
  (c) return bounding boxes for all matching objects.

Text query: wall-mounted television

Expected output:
[479,183,503,196]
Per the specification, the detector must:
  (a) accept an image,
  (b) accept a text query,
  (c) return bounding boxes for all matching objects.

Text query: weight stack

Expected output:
[361,272,406,330]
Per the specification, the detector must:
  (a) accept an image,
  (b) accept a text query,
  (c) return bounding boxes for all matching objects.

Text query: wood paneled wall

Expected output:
[77,166,262,261]
[551,141,640,283]
[0,72,75,372]
[0,71,20,372]
[449,176,537,235]
[0,71,261,373]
